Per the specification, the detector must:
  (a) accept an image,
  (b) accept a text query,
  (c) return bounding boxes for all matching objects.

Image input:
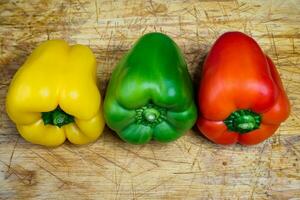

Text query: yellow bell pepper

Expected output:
[6,40,105,147]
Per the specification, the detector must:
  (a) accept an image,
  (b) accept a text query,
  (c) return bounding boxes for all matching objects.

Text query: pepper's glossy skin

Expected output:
[6,40,105,147]
[104,32,197,144]
[197,32,290,145]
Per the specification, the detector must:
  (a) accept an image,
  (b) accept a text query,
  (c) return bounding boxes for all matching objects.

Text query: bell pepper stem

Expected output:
[144,108,160,122]
[135,104,166,127]
[224,109,261,134]
[42,107,74,128]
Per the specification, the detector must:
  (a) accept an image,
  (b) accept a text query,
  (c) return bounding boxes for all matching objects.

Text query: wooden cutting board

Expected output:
[0,0,299,199]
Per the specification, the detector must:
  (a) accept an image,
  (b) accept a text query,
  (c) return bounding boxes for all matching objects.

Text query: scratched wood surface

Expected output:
[0,0,300,199]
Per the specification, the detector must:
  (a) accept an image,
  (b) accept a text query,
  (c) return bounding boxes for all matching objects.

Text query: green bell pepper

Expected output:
[104,32,197,144]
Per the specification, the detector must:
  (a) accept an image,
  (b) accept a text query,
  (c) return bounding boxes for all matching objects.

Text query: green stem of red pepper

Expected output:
[224,109,261,134]
[42,107,74,127]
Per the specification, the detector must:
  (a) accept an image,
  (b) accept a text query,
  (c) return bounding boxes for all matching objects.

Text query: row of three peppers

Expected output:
[6,32,290,147]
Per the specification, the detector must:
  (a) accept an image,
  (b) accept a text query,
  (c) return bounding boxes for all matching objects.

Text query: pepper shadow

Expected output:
[190,53,208,137]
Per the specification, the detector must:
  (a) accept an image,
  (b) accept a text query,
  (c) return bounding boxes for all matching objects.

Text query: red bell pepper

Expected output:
[197,32,290,145]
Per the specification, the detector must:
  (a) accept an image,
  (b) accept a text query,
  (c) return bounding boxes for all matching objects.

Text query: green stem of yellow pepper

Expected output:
[42,107,74,127]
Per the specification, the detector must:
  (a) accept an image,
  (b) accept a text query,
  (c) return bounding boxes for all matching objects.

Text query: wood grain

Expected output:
[0,0,300,199]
